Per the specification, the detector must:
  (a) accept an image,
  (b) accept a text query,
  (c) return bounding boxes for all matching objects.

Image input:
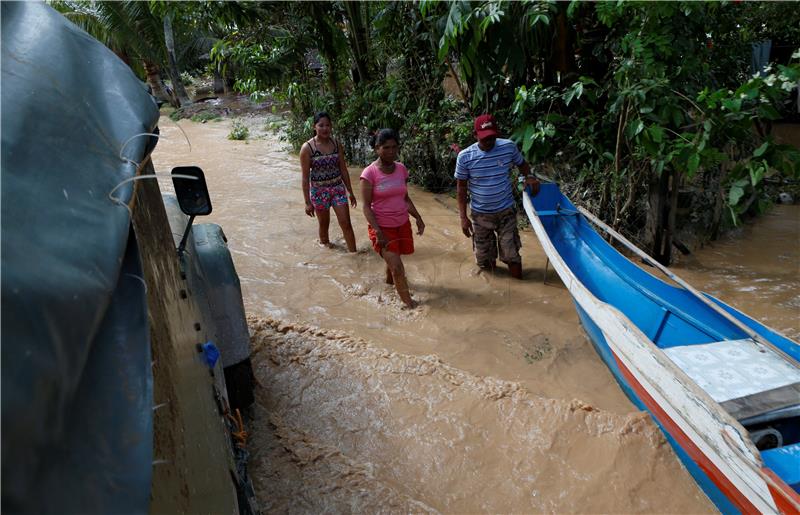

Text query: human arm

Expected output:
[299,143,314,217]
[517,159,540,196]
[336,139,357,207]
[456,179,472,237]
[405,193,425,235]
[360,178,387,248]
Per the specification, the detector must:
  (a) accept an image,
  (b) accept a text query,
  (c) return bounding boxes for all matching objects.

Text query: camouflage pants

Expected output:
[471,208,521,267]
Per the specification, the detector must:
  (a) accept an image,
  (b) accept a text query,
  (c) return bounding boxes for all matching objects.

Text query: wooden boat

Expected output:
[523,183,800,514]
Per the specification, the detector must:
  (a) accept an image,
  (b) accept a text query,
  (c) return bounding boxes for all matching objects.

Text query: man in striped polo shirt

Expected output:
[455,114,540,279]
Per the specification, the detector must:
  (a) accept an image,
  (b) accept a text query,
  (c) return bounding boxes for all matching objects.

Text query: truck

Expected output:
[1,3,256,513]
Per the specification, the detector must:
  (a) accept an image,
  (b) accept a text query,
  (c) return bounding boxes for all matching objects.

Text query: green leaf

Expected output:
[671,109,684,128]
[564,82,583,106]
[728,205,740,227]
[729,184,745,205]
[531,14,549,26]
[750,164,765,186]
[522,124,535,154]
[753,142,768,157]
[625,119,644,140]
[437,36,449,61]
[687,153,700,175]
[648,125,664,143]
[722,98,742,112]
[758,104,781,120]
[567,0,581,18]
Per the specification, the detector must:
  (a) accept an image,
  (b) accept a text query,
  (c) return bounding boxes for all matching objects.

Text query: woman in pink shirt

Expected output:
[360,129,425,308]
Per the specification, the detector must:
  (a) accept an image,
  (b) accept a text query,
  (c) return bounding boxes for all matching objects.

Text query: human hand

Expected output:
[416,218,425,236]
[376,230,388,249]
[349,192,357,208]
[525,177,541,197]
[305,202,315,217]
[461,216,473,238]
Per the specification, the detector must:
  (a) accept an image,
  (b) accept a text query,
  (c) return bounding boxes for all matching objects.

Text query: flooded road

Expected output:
[153,115,795,512]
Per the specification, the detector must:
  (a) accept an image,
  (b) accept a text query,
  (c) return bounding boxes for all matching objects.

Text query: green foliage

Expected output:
[58,0,800,246]
[227,119,249,141]
[428,0,557,110]
[190,112,221,123]
[507,1,799,233]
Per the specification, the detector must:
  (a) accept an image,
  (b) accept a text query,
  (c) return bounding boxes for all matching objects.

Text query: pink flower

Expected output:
[450,143,461,153]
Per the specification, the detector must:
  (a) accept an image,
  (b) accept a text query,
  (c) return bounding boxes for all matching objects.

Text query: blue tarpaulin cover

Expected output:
[2,3,159,512]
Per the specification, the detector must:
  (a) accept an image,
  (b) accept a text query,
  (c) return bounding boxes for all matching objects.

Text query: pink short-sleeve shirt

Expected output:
[360,162,409,228]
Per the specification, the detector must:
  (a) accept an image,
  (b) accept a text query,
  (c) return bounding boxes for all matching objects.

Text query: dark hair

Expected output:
[370,128,399,148]
[313,111,331,125]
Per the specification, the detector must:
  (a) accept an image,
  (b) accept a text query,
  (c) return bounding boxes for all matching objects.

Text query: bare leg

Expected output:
[385,264,394,284]
[479,260,497,271]
[508,262,523,279]
[316,208,331,245]
[332,204,357,252]
[383,250,414,308]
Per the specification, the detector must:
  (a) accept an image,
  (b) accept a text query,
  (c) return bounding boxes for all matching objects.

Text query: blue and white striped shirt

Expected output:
[454,138,524,213]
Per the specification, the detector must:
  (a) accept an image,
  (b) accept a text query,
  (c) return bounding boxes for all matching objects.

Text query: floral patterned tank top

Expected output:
[309,138,344,187]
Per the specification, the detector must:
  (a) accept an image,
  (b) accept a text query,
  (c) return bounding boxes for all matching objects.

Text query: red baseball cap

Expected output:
[474,114,499,139]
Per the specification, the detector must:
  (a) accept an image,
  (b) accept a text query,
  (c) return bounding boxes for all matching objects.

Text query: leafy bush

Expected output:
[180,71,194,86]
[191,112,221,123]
[228,120,250,140]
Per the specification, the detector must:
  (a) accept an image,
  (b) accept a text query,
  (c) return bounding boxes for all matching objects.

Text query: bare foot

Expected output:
[402,299,417,309]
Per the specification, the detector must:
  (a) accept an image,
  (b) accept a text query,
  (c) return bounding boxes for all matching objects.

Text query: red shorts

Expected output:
[368,220,414,255]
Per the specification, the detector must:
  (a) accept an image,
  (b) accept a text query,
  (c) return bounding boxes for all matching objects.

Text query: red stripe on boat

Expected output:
[612,354,761,513]
[761,468,800,514]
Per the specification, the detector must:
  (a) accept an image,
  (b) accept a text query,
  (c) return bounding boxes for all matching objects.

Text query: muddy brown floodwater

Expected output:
[152,114,798,513]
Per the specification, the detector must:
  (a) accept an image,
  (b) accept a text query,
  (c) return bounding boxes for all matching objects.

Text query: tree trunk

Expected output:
[308,3,342,113]
[553,5,576,79]
[650,168,679,266]
[212,68,225,95]
[163,14,191,106]
[342,2,370,84]
[665,169,681,264]
[142,61,175,107]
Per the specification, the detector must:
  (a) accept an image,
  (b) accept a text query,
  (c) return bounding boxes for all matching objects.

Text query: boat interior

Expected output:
[530,184,800,492]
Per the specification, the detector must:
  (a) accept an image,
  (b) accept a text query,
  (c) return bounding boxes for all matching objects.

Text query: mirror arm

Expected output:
[177,214,196,258]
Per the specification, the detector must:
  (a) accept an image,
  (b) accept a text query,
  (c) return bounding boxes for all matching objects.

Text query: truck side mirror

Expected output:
[171,166,212,257]
[172,166,212,216]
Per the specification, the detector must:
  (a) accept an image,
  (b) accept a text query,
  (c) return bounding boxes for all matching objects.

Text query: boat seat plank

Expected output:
[535,210,578,217]
[663,339,800,405]
[647,306,669,342]
[721,383,800,421]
